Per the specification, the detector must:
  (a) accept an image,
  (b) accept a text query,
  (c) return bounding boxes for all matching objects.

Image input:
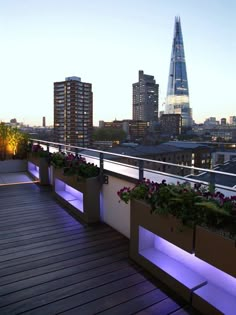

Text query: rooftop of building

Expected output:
[165,141,211,150]
[107,143,190,157]
[188,159,236,188]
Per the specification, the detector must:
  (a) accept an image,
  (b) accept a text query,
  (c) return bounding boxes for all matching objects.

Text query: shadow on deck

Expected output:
[0,181,199,315]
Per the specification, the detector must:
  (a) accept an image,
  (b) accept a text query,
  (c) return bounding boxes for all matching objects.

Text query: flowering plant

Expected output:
[118,179,236,238]
[51,152,100,178]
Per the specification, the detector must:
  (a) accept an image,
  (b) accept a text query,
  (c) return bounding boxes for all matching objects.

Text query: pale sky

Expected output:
[0,0,235,126]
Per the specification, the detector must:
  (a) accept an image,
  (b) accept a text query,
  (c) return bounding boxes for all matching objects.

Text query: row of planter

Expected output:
[130,199,236,315]
[28,155,101,224]
[27,155,236,314]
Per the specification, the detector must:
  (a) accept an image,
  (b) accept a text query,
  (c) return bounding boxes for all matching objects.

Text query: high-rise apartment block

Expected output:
[132,70,159,123]
[54,76,93,147]
[166,17,192,128]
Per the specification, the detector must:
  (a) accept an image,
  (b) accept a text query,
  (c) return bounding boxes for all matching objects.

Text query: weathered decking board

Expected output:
[0,183,199,315]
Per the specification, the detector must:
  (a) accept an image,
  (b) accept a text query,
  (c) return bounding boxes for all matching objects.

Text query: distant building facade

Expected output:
[229,116,236,125]
[99,119,149,141]
[204,117,219,126]
[123,120,149,141]
[132,70,159,123]
[166,141,212,169]
[221,118,227,125]
[107,143,192,176]
[54,76,93,147]
[160,114,182,136]
[165,17,192,128]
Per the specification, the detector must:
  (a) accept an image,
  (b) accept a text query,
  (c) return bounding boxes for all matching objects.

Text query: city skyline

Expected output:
[0,0,235,126]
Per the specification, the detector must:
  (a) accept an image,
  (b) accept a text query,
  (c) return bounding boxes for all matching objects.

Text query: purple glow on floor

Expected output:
[194,283,236,315]
[139,226,236,297]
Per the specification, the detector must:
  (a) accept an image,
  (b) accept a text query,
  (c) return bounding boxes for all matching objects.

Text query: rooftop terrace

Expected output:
[0,176,198,315]
[1,139,236,314]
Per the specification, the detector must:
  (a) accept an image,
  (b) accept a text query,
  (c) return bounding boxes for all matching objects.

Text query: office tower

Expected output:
[165,17,192,128]
[133,70,159,122]
[42,116,46,127]
[160,114,182,136]
[221,118,227,125]
[229,116,236,125]
[54,76,93,147]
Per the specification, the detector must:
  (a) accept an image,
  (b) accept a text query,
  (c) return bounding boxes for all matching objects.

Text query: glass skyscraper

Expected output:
[165,17,192,128]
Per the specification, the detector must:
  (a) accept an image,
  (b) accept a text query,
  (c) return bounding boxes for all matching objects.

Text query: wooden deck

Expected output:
[0,183,199,315]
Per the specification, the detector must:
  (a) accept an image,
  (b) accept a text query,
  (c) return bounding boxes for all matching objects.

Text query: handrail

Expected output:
[29,139,236,186]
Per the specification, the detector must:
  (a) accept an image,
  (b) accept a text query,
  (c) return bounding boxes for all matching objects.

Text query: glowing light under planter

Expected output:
[28,162,39,179]
[55,179,84,213]
[139,226,236,314]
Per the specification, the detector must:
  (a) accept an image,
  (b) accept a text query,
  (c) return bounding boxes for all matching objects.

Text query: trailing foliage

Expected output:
[50,152,100,178]
[118,179,236,238]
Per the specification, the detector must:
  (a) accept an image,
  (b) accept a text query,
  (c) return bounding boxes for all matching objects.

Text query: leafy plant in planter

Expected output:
[29,144,51,163]
[50,152,67,168]
[50,152,100,179]
[118,179,236,239]
[53,152,101,224]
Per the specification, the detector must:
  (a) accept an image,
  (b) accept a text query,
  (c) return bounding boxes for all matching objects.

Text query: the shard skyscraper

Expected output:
[165,17,192,128]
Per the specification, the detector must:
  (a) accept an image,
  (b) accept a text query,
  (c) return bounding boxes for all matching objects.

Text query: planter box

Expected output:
[28,155,50,185]
[53,168,101,224]
[129,199,236,314]
[130,199,206,301]
[28,153,40,167]
[130,199,194,254]
[195,225,236,278]
[0,159,27,173]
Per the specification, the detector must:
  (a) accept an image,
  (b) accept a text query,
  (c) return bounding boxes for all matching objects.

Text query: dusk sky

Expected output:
[0,0,235,126]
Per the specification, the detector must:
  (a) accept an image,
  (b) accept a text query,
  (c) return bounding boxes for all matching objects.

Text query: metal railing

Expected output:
[29,139,236,194]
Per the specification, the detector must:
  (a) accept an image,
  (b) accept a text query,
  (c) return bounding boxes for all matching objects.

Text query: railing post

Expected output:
[209,171,216,191]
[100,152,104,177]
[139,160,144,181]
[100,152,104,182]
[29,139,33,152]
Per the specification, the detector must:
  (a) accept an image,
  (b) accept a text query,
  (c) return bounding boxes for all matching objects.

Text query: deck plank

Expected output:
[0,183,199,315]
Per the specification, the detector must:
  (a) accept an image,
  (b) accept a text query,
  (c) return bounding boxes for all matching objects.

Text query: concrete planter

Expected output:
[129,199,236,314]
[28,154,50,185]
[129,199,204,302]
[53,168,101,224]
[130,199,194,255]
[195,225,236,278]
[28,153,40,166]
[0,159,27,173]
